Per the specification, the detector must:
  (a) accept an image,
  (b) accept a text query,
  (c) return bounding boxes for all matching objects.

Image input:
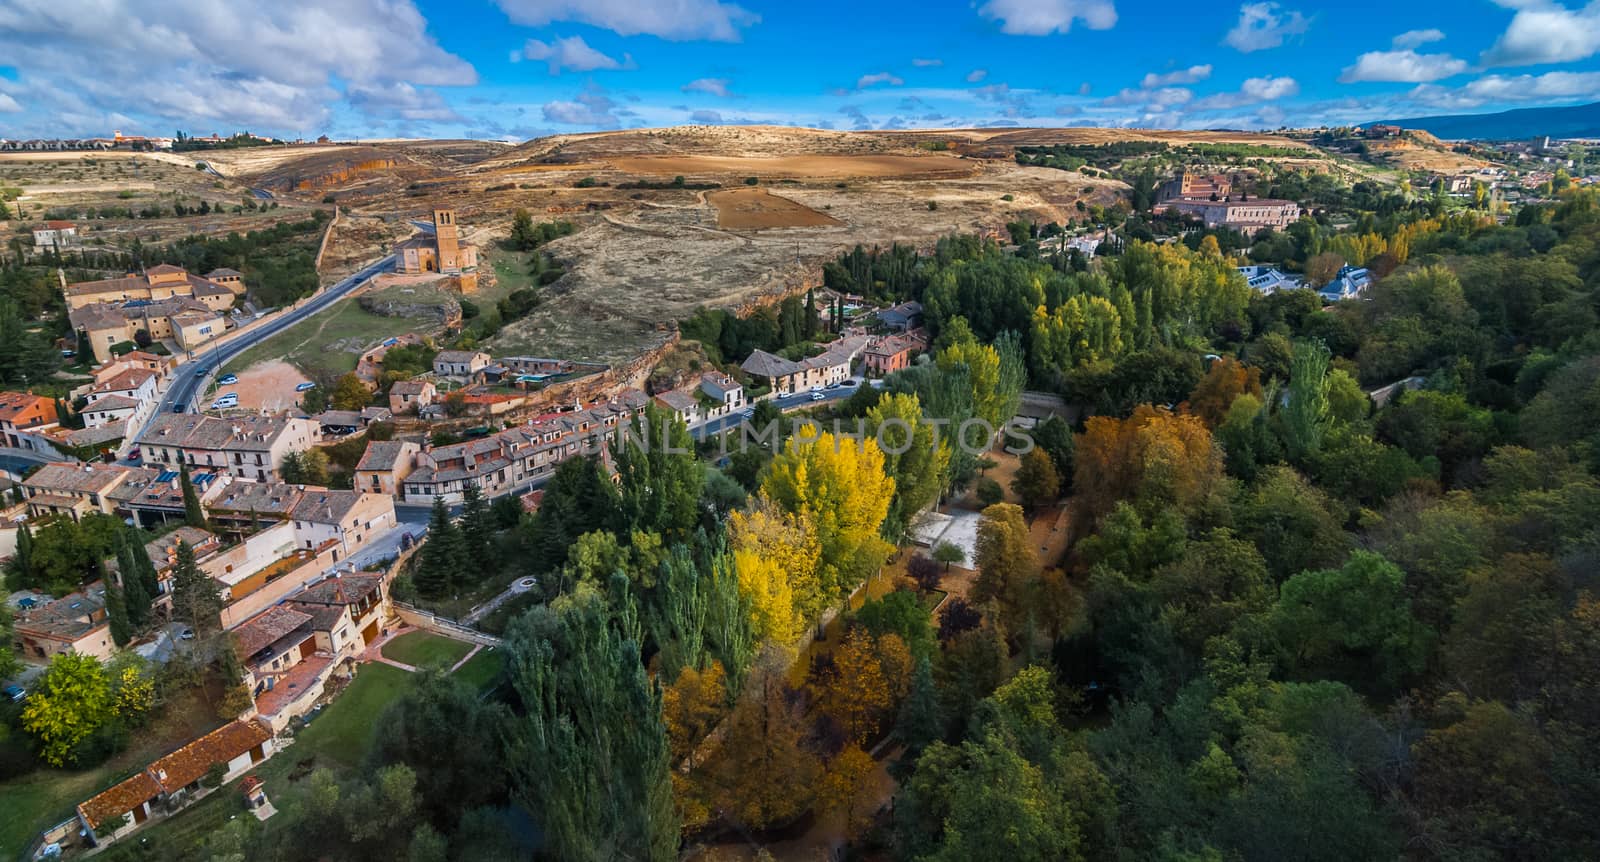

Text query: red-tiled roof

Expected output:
[149,720,272,792]
[78,772,162,828]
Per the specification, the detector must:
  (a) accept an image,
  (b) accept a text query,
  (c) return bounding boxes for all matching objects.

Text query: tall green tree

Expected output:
[459,482,495,566]
[897,654,946,753]
[102,564,132,647]
[613,405,704,541]
[1281,339,1331,463]
[169,539,221,635]
[415,497,467,598]
[179,463,206,527]
[505,584,678,862]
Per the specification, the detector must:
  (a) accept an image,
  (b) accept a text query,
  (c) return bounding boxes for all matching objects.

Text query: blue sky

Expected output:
[1,0,1598,140]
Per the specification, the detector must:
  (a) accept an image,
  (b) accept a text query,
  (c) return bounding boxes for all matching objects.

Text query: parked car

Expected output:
[127,447,141,460]
[3,684,24,702]
[217,373,238,385]
[177,628,195,641]
[295,382,317,392]
[842,379,859,387]
[826,382,840,390]
[810,385,823,393]
[211,395,238,409]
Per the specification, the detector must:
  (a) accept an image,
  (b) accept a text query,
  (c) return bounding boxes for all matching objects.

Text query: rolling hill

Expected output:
[1374,101,1600,141]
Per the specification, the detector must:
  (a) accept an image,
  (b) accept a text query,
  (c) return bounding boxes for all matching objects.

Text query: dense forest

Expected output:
[69,186,1600,861]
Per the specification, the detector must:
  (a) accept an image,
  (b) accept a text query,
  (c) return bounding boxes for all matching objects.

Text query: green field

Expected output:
[451,647,504,690]
[382,631,474,670]
[220,296,439,380]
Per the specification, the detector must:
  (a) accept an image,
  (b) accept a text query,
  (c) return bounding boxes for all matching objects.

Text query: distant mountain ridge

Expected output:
[1373,101,1600,141]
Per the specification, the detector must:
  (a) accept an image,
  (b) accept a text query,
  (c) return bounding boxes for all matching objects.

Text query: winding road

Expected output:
[131,255,396,444]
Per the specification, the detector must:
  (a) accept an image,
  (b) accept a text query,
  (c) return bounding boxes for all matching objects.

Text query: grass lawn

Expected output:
[383,631,473,670]
[93,663,413,860]
[452,647,504,690]
[0,686,227,858]
[220,297,438,381]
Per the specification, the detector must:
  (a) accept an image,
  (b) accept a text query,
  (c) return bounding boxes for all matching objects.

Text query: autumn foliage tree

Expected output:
[726,501,822,644]
[1186,356,1262,427]
[1073,405,1224,524]
[761,424,895,604]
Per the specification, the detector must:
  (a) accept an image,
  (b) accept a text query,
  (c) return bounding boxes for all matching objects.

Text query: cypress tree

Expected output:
[459,482,494,570]
[101,561,132,647]
[169,540,221,635]
[416,497,466,598]
[180,463,205,527]
[803,287,819,338]
[115,533,151,627]
[11,522,32,582]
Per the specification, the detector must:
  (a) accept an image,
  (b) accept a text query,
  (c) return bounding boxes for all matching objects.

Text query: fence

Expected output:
[391,601,504,647]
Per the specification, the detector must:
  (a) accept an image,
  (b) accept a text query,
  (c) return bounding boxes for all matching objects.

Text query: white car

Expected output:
[211,394,238,409]
[809,385,823,393]
[810,391,825,402]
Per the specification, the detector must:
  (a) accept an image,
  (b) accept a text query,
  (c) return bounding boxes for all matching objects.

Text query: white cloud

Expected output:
[857,71,904,88]
[521,35,632,74]
[1224,2,1309,52]
[346,82,462,122]
[0,0,476,135]
[1481,0,1600,66]
[690,109,723,123]
[682,78,733,98]
[1411,70,1600,109]
[912,58,943,67]
[1392,28,1445,49]
[967,69,988,83]
[1141,64,1212,87]
[541,86,626,127]
[0,94,21,113]
[1191,75,1298,109]
[1340,49,1468,82]
[976,0,1117,35]
[1102,86,1193,106]
[494,0,758,41]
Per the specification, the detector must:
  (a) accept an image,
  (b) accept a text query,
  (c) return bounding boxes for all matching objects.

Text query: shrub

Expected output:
[744,176,759,186]
[975,477,1004,506]
[907,554,943,592]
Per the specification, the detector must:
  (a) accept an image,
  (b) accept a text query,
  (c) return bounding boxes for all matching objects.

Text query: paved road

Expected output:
[0,448,58,476]
[694,378,878,439]
[346,506,430,571]
[196,160,273,200]
[131,255,396,444]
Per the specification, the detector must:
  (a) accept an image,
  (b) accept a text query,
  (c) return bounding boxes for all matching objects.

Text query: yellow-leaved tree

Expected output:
[761,424,895,605]
[727,502,822,644]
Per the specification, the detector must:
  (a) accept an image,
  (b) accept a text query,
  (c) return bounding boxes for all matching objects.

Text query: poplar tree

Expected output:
[505,583,678,861]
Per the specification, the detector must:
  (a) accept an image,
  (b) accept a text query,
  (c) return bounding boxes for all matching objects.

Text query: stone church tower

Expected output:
[433,208,461,274]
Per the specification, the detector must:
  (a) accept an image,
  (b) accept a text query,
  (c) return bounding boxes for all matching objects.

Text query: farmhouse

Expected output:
[433,349,490,379]
[33,220,77,248]
[388,379,436,414]
[77,720,275,845]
